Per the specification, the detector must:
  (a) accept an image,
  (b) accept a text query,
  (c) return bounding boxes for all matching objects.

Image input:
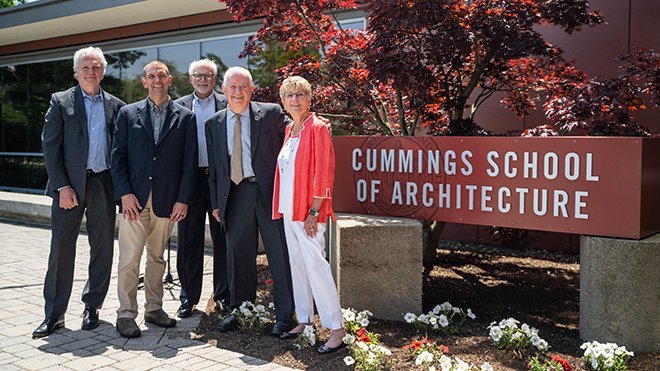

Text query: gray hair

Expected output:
[223,66,253,86]
[188,58,218,76]
[280,76,312,99]
[73,46,107,75]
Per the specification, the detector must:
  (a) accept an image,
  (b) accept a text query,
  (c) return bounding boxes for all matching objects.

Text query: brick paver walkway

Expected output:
[0,220,293,370]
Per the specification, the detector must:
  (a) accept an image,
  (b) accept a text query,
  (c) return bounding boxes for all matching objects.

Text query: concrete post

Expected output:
[580,233,660,353]
[329,213,423,321]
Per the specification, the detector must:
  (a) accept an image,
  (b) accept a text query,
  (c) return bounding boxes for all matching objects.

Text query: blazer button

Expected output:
[148,176,152,180]
[153,156,157,160]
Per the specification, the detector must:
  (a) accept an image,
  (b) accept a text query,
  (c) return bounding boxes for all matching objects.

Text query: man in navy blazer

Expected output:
[174,59,229,318]
[206,66,294,336]
[34,46,125,338]
[111,60,197,338]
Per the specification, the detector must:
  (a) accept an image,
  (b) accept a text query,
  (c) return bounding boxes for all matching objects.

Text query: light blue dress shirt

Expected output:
[226,107,255,178]
[192,93,215,167]
[81,88,109,173]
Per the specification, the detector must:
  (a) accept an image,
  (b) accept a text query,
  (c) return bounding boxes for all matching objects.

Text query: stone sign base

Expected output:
[580,233,660,353]
[328,213,422,321]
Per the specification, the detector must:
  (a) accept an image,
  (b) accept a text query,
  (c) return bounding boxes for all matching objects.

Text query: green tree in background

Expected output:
[0,0,26,8]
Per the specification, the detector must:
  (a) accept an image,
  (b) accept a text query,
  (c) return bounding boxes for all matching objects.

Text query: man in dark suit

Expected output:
[174,59,229,318]
[34,46,125,338]
[111,60,197,338]
[206,66,294,336]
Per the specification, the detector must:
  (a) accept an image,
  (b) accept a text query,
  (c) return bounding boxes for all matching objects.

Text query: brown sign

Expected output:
[332,137,660,239]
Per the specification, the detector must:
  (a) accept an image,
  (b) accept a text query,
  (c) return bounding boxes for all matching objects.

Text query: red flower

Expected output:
[355,327,371,342]
[551,355,573,371]
[439,344,449,354]
[264,279,273,285]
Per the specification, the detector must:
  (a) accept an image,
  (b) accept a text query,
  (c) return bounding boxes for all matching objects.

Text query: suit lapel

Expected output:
[157,102,179,146]
[215,92,227,111]
[73,86,88,140]
[249,102,261,159]
[136,99,154,144]
[184,94,194,110]
[218,110,229,170]
[102,91,114,140]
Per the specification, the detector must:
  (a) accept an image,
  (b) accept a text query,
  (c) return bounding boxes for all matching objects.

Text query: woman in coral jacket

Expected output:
[272,76,346,354]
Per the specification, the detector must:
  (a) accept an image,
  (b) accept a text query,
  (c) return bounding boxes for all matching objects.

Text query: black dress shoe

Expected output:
[32,317,64,338]
[81,307,99,330]
[177,302,194,318]
[317,342,347,354]
[217,314,238,332]
[271,321,293,337]
[214,299,230,314]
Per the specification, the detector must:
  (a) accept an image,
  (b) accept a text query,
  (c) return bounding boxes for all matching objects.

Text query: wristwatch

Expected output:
[309,208,319,217]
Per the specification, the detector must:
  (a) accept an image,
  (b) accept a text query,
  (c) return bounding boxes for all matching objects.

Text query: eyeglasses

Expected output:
[192,73,216,81]
[283,92,308,100]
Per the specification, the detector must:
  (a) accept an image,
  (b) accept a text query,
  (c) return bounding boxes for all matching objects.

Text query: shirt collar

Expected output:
[81,86,104,102]
[228,106,250,121]
[148,97,170,113]
[194,92,214,105]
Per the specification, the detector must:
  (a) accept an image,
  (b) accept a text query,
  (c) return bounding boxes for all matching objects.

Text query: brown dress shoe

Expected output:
[116,318,141,338]
[144,309,176,328]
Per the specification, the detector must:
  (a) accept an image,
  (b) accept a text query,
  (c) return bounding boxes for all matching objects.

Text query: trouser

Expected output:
[43,170,115,319]
[116,193,174,319]
[177,168,228,306]
[283,214,343,330]
[225,180,294,323]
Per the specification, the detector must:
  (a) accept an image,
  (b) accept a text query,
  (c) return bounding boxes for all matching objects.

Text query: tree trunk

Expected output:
[422,220,445,267]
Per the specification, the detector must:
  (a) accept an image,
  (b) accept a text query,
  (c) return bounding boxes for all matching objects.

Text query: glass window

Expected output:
[202,35,251,84]
[158,43,200,99]
[104,48,156,103]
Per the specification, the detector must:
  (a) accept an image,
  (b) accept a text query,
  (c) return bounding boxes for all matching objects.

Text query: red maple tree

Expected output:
[221,0,657,259]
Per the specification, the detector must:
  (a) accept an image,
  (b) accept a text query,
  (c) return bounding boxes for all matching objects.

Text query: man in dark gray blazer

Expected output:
[174,59,229,318]
[34,46,125,338]
[111,60,197,338]
[206,66,294,336]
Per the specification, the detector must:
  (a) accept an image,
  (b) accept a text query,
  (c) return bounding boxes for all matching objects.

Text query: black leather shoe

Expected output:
[317,342,347,354]
[81,307,99,330]
[32,317,64,338]
[271,321,292,337]
[177,302,194,318]
[216,314,238,332]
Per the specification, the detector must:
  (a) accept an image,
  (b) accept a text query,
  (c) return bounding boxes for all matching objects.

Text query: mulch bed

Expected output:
[192,242,659,370]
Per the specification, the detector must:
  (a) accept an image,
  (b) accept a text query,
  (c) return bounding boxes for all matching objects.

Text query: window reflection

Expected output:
[158,43,200,99]
[0,17,364,191]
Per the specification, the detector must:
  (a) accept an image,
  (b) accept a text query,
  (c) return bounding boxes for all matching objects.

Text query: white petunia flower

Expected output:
[438,314,449,327]
[454,357,470,371]
[439,355,452,371]
[440,302,453,311]
[432,305,442,315]
[467,308,476,319]
[480,362,494,371]
[343,356,355,366]
[342,334,355,344]
[415,350,434,365]
[360,318,370,327]
[404,312,417,323]
[452,307,461,314]
[342,309,356,322]
[489,326,503,342]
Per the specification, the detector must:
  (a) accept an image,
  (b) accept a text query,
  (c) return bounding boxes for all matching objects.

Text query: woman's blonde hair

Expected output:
[279,76,312,99]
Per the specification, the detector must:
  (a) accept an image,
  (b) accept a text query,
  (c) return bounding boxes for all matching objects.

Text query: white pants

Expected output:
[283,214,343,330]
[117,193,174,319]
